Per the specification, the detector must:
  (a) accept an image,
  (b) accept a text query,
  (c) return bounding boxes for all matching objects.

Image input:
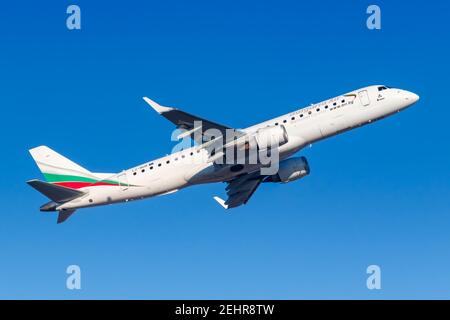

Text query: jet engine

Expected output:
[265,156,310,183]
[252,125,289,150]
[208,125,289,165]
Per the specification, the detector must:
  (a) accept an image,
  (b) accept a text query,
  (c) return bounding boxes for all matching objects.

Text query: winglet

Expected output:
[143,97,174,114]
[213,196,229,209]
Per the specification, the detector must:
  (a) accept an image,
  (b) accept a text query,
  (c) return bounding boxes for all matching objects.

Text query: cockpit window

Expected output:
[378,86,388,91]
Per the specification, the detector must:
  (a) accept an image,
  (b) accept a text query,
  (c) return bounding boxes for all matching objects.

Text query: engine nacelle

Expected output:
[209,125,289,165]
[265,156,310,183]
[253,125,289,150]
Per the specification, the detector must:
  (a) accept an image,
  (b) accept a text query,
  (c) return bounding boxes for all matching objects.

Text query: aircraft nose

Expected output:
[405,91,420,104]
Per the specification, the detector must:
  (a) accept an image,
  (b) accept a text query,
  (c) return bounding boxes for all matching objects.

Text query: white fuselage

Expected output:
[58,85,419,210]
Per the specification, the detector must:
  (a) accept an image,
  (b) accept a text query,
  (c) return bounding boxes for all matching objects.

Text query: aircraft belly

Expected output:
[319,112,357,137]
[295,123,323,142]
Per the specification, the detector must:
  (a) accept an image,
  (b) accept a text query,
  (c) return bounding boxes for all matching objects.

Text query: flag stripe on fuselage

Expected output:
[43,173,133,189]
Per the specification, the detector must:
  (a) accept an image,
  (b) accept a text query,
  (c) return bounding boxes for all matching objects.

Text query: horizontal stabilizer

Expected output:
[27,179,85,203]
[57,210,76,224]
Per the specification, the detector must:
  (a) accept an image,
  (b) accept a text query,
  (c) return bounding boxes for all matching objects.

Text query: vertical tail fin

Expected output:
[29,146,100,189]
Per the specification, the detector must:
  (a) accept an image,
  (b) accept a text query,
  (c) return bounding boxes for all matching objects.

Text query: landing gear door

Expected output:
[117,172,128,191]
[358,90,371,106]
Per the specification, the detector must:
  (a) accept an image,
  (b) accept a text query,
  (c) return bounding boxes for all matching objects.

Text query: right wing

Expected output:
[143,97,245,144]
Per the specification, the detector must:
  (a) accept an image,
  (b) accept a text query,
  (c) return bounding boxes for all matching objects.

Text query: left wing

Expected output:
[143,97,243,144]
[213,171,264,209]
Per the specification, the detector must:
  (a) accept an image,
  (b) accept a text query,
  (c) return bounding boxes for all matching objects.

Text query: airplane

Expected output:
[27,85,419,223]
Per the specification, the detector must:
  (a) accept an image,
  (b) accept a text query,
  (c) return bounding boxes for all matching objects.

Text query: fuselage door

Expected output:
[117,172,128,191]
[358,90,371,106]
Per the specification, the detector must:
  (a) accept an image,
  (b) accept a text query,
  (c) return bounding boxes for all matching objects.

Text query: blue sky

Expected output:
[1,0,449,299]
